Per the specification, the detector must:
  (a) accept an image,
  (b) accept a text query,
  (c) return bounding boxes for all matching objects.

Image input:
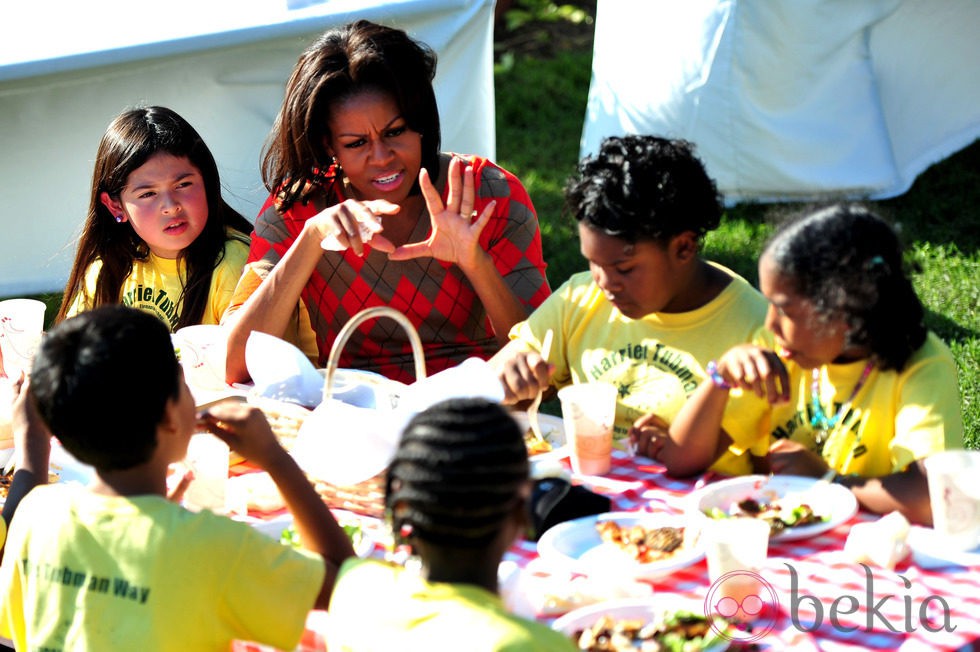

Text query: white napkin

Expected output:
[397,357,504,413]
[291,358,506,486]
[245,331,324,407]
[291,398,402,487]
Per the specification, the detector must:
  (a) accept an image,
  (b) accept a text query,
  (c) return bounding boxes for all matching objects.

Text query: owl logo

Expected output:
[704,570,779,643]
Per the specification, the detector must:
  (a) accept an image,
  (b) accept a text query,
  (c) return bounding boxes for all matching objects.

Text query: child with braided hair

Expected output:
[646,204,964,524]
[326,398,575,651]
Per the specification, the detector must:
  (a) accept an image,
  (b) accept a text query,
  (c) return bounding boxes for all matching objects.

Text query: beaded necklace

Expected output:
[810,361,874,446]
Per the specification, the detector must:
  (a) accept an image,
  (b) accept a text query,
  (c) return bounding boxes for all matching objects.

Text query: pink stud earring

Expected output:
[114,215,124,223]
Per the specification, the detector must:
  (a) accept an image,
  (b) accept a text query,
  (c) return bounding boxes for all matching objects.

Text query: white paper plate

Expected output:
[907,525,980,569]
[510,411,568,460]
[1,442,96,506]
[536,511,704,579]
[687,474,858,542]
[49,443,97,486]
[551,596,729,652]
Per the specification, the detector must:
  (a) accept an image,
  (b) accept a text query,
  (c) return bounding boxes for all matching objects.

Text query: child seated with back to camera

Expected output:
[0,305,355,651]
[327,397,576,651]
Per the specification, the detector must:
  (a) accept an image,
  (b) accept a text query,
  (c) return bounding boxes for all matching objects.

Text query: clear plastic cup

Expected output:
[924,450,980,551]
[183,434,230,513]
[558,382,616,476]
[0,298,46,379]
[704,517,770,582]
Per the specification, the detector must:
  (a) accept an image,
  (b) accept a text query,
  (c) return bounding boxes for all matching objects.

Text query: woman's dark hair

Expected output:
[262,19,441,210]
[763,203,927,371]
[566,134,723,243]
[56,106,253,329]
[386,398,529,549]
[31,305,181,471]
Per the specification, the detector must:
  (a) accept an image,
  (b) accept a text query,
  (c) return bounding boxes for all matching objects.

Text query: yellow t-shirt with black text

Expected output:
[64,234,248,331]
[509,264,769,474]
[0,484,324,651]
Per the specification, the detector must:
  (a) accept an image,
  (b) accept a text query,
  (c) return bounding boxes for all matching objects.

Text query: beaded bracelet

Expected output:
[705,360,733,390]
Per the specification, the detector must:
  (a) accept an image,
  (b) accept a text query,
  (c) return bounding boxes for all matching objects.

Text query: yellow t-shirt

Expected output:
[509,264,769,472]
[725,331,964,476]
[64,234,249,332]
[0,484,324,651]
[328,558,576,651]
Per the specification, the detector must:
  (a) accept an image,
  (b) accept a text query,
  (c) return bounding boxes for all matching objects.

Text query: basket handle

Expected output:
[322,306,426,404]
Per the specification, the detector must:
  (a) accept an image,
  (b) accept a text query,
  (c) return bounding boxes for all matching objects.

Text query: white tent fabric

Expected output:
[0,0,496,296]
[580,0,980,204]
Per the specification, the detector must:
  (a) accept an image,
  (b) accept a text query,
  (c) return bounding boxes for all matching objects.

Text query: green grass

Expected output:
[494,49,980,449]
[494,50,593,285]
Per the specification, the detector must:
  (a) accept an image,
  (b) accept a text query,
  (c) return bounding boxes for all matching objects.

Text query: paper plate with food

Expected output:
[510,411,568,460]
[536,511,704,579]
[250,512,375,558]
[688,474,858,541]
[0,442,96,505]
[552,596,731,652]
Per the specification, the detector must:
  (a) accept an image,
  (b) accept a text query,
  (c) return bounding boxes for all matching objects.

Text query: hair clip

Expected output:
[866,255,887,272]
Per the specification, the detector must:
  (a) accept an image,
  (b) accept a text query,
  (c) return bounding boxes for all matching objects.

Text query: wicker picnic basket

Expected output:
[256,307,425,519]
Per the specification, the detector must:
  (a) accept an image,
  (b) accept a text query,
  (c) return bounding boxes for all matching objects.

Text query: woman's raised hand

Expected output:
[388,156,496,269]
[307,199,399,257]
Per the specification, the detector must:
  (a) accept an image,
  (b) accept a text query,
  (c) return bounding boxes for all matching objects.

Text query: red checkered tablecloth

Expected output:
[233,451,980,651]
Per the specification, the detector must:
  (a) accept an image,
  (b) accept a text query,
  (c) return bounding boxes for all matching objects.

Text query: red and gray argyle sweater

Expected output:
[243,154,551,384]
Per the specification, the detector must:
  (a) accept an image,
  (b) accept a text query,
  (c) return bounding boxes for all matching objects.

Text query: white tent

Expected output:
[580,0,980,204]
[0,0,496,297]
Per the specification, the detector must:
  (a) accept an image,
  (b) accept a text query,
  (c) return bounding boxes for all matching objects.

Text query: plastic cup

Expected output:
[183,434,230,513]
[0,377,16,448]
[558,382,616,476]
[704,517,770,579]
[704,517,770,595]
[924,450,980,551]
[174,325,229,391]
[0,298,46,379]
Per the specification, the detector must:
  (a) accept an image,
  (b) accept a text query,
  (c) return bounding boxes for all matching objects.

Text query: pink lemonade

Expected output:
[570,427,613,475]
[558,382,617,476]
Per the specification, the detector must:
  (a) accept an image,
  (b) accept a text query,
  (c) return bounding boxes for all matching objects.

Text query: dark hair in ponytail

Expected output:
[763,203,926,371]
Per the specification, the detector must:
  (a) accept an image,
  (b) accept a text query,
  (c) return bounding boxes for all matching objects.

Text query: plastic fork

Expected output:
[526,329,554,448]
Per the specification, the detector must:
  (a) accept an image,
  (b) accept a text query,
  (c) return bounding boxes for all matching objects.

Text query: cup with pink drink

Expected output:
[558,382,616,475]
